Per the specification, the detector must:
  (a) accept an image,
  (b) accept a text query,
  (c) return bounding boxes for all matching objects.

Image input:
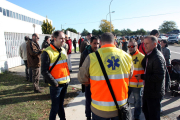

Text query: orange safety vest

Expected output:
[129,50,145,88]
[89,44,132,112]
[44,44,70,85]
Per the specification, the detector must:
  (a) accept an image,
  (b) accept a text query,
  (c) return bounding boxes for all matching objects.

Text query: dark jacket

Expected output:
[122,41,128,52]
[79,45,93,92]
[41,41,50,49]
[41,44,62,87]
[27,39,42,68]
[80,38,90,53]
[141,48,166,98]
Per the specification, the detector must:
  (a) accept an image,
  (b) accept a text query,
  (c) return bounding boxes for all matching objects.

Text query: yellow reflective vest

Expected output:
[129,50,145,88]
[44,44,70,85]
[89,44,132,112]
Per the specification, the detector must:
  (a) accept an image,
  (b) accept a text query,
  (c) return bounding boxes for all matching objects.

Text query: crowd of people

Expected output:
[18,29,174,120]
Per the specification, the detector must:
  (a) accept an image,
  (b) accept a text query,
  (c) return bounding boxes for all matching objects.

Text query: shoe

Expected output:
[87,117,91,120]
[34,89,43,93]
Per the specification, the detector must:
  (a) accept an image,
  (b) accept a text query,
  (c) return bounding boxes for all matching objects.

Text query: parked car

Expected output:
[168,35,180,44]
[158,36,168,41]
[167,30,180,34]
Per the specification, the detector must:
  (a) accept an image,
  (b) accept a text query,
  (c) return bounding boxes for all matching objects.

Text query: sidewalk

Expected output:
[9,52,180,120]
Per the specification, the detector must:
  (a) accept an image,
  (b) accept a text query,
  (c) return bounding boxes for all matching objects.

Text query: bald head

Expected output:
[32,33,39,42]
[100,32,114,45]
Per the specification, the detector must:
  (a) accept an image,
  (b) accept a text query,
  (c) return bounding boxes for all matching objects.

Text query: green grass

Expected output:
[72,47,79,52]
[0,72,80,120]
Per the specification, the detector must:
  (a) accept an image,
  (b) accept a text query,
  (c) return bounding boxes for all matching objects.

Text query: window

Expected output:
[33,19,35,23]
[13,12,15,18]
[22,15,24,21]
[19,14,21,20]
[10,11,12,17]
[36,20,39,24]
[24,16,26,21]
[3,9,6,16]
[28,17,30,22]
[6,10,9,17]
[29,18,31,22]
[0,7,2,12]
[16,13,18,19]
[25,16,27,21]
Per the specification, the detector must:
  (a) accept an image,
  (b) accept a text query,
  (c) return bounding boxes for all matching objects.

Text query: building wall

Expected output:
[0,0,52,34]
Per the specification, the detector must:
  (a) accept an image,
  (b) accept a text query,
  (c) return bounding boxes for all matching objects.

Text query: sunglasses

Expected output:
[37,37,39,39]
[128,45,136,48]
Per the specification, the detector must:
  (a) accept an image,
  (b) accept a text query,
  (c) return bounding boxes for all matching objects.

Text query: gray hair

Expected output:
[144,35,158,44]
[100,32,114,43]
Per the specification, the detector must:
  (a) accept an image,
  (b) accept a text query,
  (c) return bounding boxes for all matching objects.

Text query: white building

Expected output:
[0,0,52,72]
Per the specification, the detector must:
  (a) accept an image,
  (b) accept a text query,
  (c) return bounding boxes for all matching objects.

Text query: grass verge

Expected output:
[0,72,80,120]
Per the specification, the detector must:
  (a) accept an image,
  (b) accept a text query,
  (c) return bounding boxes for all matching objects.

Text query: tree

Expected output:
[41,17,55,34]
[81,29,89,36]
[92,29,103,36]
[65,28,78,34]
[112,29,122,36]
[99,19,114,32]
[159,21,178,33]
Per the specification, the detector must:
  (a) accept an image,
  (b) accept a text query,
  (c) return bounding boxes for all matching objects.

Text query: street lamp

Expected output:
[61,23,66,30]
[106,11,115,20]
[33,24,36,33]
[109,0,113,32]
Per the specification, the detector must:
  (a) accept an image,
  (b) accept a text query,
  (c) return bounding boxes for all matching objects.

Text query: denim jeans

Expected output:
[142,97,162,120]
[49,84,68,120]
[85,85,91,117]
[128,87,143,119]
[92,112,119,120]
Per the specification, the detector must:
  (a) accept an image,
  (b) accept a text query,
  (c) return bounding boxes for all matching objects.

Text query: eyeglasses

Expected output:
[128,45,136,48]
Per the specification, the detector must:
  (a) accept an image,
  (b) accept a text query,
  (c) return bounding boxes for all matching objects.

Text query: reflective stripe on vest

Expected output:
[50,59,67,67]
[90,74,129,81]
[44,44,70,84]
[129,50,145,88]
[89,44,132,112]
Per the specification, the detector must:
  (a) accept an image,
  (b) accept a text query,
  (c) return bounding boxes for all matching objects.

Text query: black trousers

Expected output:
[24,60,29,81]
[73,45,76,53]
[142,97,162,120]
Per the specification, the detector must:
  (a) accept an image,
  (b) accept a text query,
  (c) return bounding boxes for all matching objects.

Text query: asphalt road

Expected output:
[168,45,180,60]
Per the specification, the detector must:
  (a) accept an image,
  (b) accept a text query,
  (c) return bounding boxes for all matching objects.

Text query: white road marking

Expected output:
[171,51,180,54]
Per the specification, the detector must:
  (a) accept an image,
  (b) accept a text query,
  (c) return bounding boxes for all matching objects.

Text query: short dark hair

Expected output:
[24,36,29,41]
[145,35,158,44]
[45,36,50,41]
[150,29,160,36]
[100,32,114,43]
[129,39,137,45]
[161,40,168,47]
[90,36,98,43]
[32,33,37,37]
[53,30,61,38]
[87,33,91,36]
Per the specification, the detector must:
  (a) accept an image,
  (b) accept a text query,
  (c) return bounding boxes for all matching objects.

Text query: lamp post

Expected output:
[33,24,36,33]
[106,11,115,20]
[61,23,66,30]
[109,0,113,32]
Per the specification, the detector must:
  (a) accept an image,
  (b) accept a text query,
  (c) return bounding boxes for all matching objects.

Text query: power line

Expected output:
[66,11,180,26]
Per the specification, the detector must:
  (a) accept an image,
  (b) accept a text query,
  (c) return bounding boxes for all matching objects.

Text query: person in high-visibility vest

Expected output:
[41,31,70,120]
[127,39,145,120]
[78,32,134,120]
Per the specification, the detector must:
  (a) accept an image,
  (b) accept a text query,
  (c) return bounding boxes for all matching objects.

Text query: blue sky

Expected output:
[7,0,180,33]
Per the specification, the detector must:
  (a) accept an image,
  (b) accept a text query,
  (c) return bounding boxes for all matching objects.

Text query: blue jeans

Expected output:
[128,87,143,119]
[92,112,119,120]
[49,84,68,120]
[85,85,91,117]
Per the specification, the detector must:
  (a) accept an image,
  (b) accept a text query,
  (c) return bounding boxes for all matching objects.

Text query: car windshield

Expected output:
[169,37,176,39]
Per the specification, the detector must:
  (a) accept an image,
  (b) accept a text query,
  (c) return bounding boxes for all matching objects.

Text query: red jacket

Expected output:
[138,42,146,55]
[78,38,84,45]
[66,39,72,54]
